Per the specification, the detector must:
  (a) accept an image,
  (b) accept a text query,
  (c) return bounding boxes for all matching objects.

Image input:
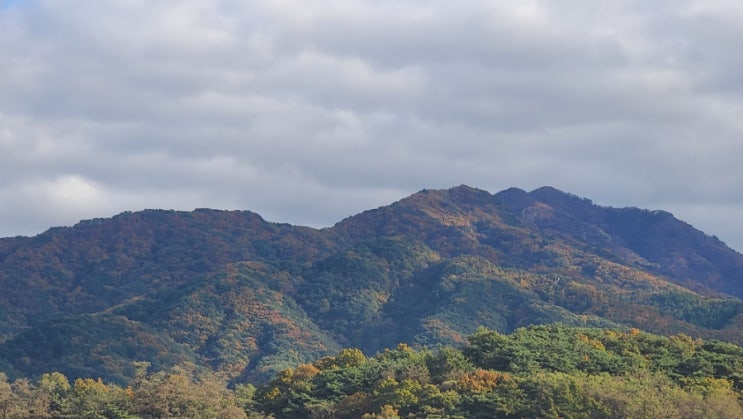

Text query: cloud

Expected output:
[1,0,743,251]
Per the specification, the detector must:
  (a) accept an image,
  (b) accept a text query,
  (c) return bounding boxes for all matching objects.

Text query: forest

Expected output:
[3,186,743,417]
[4,186,743,385]
[2,324,743,418]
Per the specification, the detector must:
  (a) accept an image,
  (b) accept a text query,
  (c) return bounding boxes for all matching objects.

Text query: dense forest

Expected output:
[2,324,743,418]
[2,186,743,386]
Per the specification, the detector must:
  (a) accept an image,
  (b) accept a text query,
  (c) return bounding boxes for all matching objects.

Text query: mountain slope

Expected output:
[0,209,339,336]
[1,185,743,384]
[500,186,743,297]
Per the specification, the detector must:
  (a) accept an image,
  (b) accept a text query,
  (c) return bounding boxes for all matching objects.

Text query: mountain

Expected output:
[1,185,743,384]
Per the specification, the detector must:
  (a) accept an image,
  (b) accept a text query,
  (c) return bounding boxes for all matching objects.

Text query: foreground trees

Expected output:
[1,324,743,417]
[253,325,743,418]
[0,367,247,418]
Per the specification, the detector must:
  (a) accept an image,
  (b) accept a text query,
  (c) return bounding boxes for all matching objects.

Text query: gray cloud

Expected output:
[2,0,743,251]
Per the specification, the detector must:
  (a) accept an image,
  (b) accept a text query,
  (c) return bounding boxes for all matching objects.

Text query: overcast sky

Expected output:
[2,1,743,251]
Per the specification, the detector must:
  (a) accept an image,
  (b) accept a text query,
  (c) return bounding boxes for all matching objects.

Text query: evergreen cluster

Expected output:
[3,324,743,418]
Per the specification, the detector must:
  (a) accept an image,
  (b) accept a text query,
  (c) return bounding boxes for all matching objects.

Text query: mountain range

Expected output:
[1,185,743,385]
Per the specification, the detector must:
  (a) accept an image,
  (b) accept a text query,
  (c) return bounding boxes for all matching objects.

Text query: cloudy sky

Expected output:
[2,1,743,251]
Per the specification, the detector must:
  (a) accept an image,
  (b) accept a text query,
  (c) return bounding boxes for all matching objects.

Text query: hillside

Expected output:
[1,185,743,384]
[252,324,743,418]
[3,325,743,418]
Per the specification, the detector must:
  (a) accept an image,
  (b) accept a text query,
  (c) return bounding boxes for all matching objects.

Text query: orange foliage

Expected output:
[294,363,321,381]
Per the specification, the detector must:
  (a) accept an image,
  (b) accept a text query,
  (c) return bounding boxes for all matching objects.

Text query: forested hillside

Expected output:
[2,325,743,418]
[1,185,743,386]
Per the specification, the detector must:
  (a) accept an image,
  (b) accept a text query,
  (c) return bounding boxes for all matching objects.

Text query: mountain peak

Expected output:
[529,186,594,206]
[494,186,593,213]
[448,184,488,193]
[400,185,500,220]
[409,184,489,199]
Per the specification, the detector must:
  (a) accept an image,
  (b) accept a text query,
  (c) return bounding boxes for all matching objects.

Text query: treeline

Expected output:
[3,324,743,418]
[0,362,254,418]
[254,324,743,418]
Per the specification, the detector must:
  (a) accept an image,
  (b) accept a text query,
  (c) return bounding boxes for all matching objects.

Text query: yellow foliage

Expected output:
[294,363,321,381]
[697,377,735,395]
[378,404,401,418]
[577,333,606,351]
[337,348,367,367]
[73,377,109,393]
[263,386,280,400]
[455,369,510,392]
[396,343,413,353]
[278,368,293,384]
[670,333,697,347]
[362,404,401,419]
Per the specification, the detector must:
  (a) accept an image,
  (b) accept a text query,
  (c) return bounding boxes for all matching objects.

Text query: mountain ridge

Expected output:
[1,185,743,384]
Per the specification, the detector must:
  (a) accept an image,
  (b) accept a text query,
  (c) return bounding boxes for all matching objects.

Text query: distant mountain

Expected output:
[1,185,743,384]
